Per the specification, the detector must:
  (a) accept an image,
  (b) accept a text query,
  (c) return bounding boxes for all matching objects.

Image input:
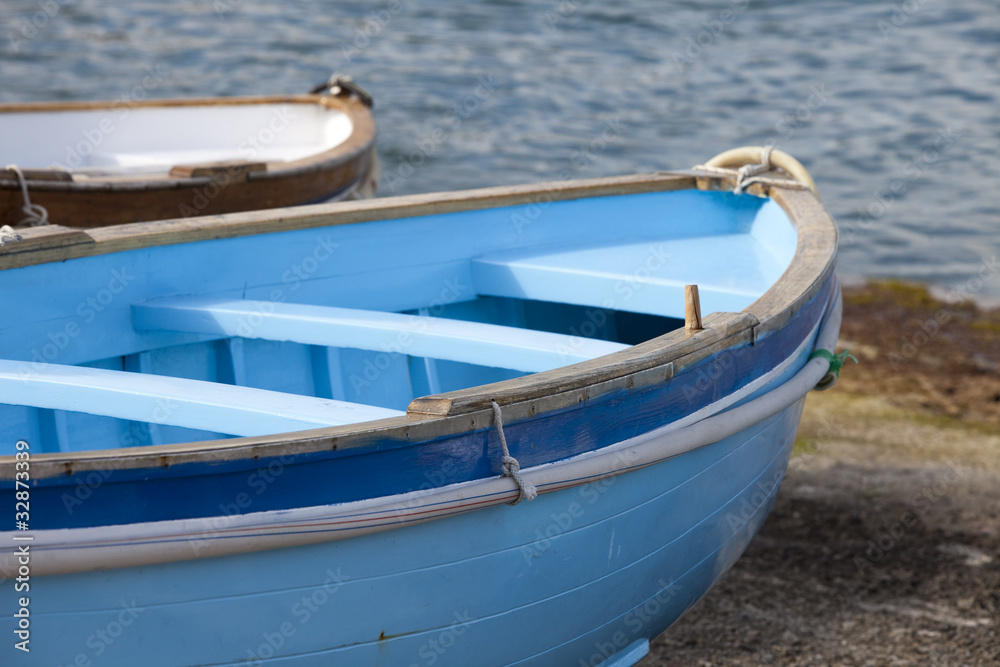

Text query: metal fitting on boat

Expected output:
[311,73,374,108]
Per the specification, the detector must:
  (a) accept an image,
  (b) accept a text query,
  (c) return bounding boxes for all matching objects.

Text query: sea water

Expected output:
[2,0,998,298]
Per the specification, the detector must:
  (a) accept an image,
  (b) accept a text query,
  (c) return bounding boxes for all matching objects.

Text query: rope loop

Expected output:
[5,164,50,227]
[692,145,821,199]
[490,400,537,505]
[733,144,774,194]
[809,349,858,391]
[0,225,23,247]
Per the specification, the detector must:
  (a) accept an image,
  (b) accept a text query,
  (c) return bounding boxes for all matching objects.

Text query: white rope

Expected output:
[0,225,22,247]
[732,144,773,194]
[692,145,810,195]
[5,164,50,226]
[491,400,537,505]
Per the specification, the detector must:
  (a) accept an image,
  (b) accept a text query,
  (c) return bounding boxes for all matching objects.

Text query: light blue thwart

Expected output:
[0,165,841,666]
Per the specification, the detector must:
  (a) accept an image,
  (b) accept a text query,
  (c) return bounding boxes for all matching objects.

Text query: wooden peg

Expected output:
[685,284,703,332]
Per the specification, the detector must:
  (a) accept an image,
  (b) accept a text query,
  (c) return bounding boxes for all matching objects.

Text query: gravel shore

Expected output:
[640,282,1000,666]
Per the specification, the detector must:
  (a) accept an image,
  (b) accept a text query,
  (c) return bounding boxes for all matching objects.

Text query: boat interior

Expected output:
[0,188,798,454]
[1,102,355,176]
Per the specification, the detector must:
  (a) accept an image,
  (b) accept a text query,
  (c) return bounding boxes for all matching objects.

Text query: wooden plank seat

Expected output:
[0,359,402,437]
[131,298,629,373]
[470,237,778,319]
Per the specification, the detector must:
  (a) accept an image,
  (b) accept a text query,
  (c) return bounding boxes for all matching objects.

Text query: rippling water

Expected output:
[3,0,998,297]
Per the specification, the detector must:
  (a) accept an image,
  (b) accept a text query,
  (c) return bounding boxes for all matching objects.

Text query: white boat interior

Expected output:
[1,102,355,176]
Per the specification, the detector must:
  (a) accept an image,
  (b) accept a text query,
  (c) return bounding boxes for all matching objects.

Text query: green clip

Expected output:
[809,349,858,389]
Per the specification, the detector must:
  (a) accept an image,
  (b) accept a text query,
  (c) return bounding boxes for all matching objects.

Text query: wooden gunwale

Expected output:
[0,172,838,478]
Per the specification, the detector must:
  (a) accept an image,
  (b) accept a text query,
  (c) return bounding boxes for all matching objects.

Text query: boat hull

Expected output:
[0,171,841,666]
[7,400,801,667]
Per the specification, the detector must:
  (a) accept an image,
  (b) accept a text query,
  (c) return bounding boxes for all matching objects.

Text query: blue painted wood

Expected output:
[750,199,799,272]
[0,191,770,369]
[122,350,166,446]
[416,307,444,394]
[470,199,797,319]
[0,359,403,436]
[308,344,346,400]
[217,337,247,387]
[3,276,835,529]
[132,297,628,373]
[0,398,800,666]
[0,184,822,541]
[472,237,762,318]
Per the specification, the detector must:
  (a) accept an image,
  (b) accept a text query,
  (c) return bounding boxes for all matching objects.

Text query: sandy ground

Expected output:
[639,282,1000,666]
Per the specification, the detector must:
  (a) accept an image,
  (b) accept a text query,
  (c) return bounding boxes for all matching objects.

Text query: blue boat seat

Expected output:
[132,298,628,373]
[0,359,401,437]
[471,236,786,319]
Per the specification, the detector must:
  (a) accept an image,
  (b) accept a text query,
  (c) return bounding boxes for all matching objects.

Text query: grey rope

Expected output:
[490,400,538,505]
[0,225,22,247]
[5,164,49,226]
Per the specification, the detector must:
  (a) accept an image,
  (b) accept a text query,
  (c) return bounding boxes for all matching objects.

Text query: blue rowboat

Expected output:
[0,148,841,666]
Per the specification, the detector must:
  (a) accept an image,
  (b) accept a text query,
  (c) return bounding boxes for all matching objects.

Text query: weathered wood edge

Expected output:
[0,173,695,271]
[0,92,359,115]
[0,225,95,256]
[687,169,839,337]
[747,187,838,338]
[406,311,756,416]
